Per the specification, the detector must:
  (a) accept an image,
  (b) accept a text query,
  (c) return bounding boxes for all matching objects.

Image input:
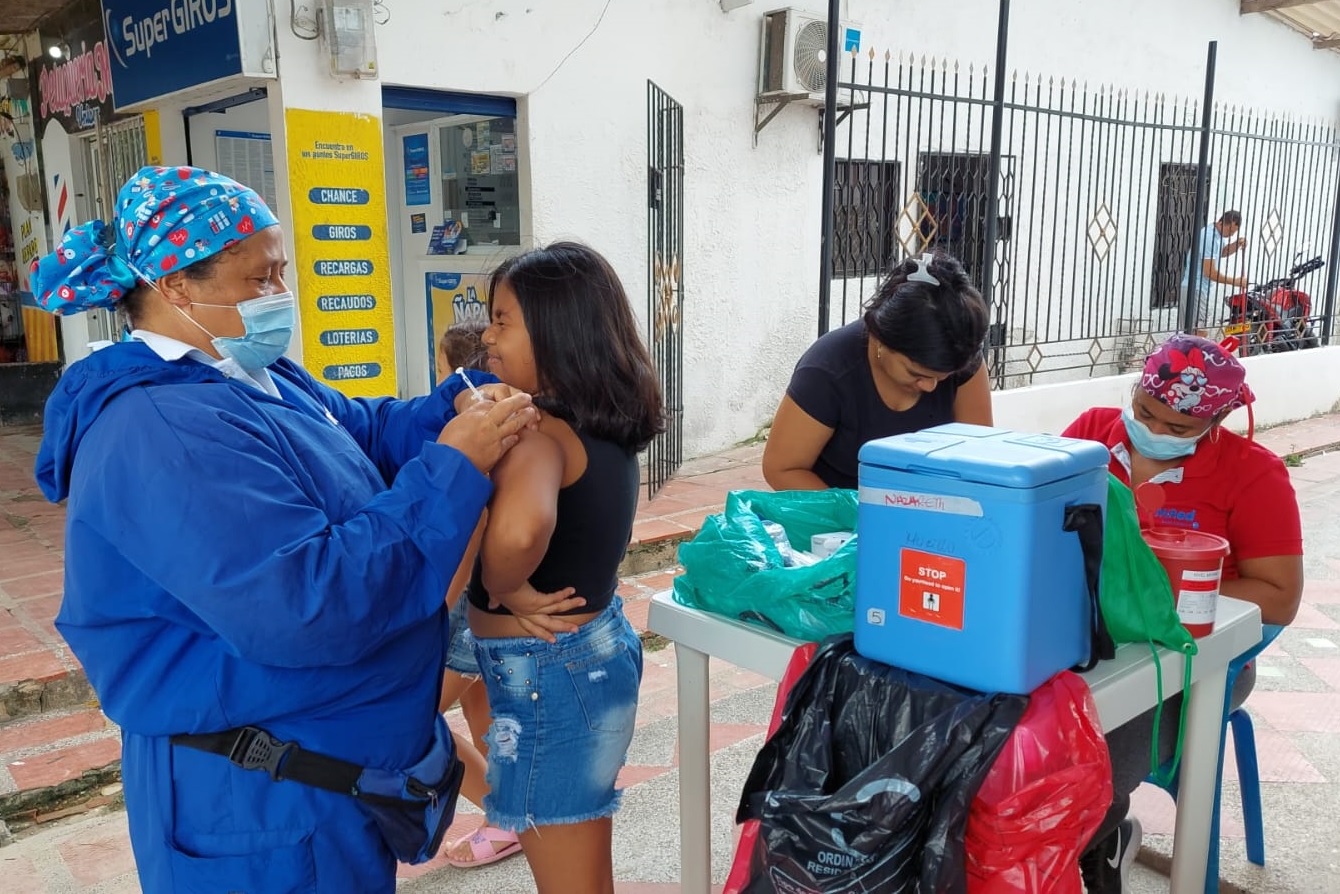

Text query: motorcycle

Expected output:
[1222,252,1325,356]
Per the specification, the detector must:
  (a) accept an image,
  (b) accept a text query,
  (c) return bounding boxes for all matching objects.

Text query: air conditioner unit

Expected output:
[758,7,863,106]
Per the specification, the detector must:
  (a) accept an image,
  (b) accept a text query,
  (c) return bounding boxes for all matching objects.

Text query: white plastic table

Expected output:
[647,590,1262,894]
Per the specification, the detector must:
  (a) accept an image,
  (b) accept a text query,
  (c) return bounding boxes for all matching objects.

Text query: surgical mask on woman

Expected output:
[178,292,297,370]
[1121,406,1207,461]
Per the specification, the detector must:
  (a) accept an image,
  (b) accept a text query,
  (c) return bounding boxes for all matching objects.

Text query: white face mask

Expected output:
[1121,406,1207,461]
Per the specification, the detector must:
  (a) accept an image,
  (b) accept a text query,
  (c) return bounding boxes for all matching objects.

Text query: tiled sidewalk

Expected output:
[1126,447,1340,892]
[631,444,766,547]
[0,426,112,833]
[4,415,1340,891]
[0,428,764,834]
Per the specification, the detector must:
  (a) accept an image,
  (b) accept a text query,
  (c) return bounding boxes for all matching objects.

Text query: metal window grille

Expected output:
[834,159,902,279]
[827,50,1340,383]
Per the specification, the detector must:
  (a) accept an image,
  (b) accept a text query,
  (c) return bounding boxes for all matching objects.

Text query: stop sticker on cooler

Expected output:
[898,548,967,630]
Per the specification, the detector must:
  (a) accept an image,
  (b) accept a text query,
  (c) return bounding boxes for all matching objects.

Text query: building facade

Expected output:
[3,0,1339,453]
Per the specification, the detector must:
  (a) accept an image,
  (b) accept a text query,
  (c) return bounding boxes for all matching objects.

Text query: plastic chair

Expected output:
[1148,623,1284,893]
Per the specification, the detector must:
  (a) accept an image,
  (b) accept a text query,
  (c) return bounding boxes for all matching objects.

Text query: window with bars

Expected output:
[833,159,902,279]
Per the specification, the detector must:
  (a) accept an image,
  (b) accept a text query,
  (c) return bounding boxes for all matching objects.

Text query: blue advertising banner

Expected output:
[402,133,430,206]
[101,0,243,108]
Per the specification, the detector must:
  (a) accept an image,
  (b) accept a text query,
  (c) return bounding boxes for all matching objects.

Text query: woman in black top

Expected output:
[465,242,664,894]
[763,251,993,490]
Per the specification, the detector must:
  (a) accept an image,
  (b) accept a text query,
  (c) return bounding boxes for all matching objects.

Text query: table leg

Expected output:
[1169,661,1229,893]
[677,642,712,894]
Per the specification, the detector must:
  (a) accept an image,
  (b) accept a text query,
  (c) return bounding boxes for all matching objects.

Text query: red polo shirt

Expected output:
[1062,407,1303,581]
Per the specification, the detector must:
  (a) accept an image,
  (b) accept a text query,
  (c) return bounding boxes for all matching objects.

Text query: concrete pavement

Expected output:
[2,416,1340,891]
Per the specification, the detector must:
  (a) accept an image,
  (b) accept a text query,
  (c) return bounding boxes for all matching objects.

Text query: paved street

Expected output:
[3,418,1340,891]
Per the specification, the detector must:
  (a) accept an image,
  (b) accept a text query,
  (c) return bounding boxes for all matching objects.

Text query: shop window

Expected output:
[437,116,521,249]
[0,184,25,364]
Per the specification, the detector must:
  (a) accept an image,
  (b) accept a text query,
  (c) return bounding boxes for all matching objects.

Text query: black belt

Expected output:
[172,727,364,798]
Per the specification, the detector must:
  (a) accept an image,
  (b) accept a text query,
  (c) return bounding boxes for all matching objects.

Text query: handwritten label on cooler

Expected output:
[859,486,984,518]
[898,548,967,630]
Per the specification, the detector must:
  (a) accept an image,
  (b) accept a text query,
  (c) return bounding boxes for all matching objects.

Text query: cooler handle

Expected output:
[1063,503,1116,671]
[903,464,964,479]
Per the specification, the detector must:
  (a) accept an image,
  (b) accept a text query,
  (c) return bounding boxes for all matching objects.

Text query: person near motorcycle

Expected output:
[1063,333,1303,893]
[1181,210,1248,335]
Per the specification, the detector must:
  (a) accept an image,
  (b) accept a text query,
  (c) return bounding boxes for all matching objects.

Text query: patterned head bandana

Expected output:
[30,166,279,314]
[1139,333,1254,419]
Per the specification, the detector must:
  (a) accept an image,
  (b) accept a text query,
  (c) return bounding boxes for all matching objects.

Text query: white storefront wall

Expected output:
[996,347,1340,440]
[361,0,1340,457]
[374,0,820,456]
[94,0,1340,454]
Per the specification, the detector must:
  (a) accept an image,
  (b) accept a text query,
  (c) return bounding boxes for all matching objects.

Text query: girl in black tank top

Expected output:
[462,243,665,893]
[465,430,638,617]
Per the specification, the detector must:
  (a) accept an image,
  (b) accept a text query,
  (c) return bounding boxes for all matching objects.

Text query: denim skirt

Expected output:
[473,598,643,831]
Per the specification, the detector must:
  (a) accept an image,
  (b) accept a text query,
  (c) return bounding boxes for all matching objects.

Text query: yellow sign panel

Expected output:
[142,110,164,165]
[283,108,397,397]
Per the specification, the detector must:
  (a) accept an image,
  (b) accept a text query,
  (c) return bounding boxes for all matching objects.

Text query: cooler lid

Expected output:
[858,423,1111,489]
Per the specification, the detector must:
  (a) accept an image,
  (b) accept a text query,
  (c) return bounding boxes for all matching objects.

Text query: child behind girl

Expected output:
[437,320,487,386]
[435,320,523,869]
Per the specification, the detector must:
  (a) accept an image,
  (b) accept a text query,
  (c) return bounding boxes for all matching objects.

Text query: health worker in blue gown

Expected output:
[30,165,540,892]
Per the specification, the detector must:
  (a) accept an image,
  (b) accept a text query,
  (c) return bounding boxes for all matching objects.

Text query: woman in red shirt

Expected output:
[1063,333,1303,893]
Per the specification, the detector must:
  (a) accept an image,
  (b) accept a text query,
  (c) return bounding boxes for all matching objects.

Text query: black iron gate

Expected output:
[646,81,685,498]
[827,49,1340,384]
[1150,163,1207,310]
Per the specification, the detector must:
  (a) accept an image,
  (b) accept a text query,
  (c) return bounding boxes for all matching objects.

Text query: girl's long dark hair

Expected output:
[489,242,666,452]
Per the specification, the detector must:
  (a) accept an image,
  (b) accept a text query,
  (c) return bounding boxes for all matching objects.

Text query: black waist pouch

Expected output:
[173,713,464,865]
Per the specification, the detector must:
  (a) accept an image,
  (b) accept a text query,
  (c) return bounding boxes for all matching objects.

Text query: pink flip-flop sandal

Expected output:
[444,824,522,869]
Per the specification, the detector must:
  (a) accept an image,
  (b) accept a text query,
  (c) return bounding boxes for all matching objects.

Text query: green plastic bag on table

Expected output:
[672,489,858,642]
[1100,473,1198,783]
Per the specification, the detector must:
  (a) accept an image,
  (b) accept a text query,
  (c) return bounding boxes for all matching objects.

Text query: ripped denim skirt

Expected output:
[472,597,643,832]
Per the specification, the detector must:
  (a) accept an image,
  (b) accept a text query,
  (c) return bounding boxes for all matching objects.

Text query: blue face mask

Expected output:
[1121,406,1206,461]
[178,292,297,370]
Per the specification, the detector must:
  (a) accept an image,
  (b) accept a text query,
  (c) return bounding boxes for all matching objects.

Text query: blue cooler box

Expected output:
[854,424,1110,695]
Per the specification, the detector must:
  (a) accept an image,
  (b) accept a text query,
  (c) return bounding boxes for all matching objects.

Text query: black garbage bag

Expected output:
[735,635,1028,894]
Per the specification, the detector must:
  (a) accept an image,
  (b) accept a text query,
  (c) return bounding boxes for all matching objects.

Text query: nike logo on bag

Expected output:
[1107,840,1122,869]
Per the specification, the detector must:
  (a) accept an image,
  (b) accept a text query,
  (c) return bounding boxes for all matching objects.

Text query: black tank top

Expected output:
[467,430,639,616]
[786,321,969,489]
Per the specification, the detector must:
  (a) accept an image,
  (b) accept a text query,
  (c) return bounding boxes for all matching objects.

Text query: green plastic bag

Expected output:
[1101,474,1198,782]
[672,489,858,641]
[1101,475,1196,651]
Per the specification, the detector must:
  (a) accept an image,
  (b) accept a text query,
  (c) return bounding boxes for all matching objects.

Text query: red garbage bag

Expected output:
[966,671,1112,894]
[723,641,817,894]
